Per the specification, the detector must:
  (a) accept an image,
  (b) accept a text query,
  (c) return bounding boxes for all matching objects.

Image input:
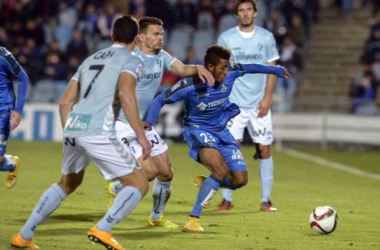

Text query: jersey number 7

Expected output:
[84,64,105,98]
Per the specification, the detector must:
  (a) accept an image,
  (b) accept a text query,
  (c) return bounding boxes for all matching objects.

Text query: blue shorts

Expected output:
[0,110,11,156]
[183,127,247,171]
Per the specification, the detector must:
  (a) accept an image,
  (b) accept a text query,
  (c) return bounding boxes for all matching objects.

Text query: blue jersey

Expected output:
[0,47,28,113]
[145,63,284,132]
[217,26,279,108]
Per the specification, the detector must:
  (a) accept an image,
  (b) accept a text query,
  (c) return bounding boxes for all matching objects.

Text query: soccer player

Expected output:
[11,15,150,250]
[143,45,289,231]
[216,0,280,211]
[107,16,214,228]
[0,46,28,189]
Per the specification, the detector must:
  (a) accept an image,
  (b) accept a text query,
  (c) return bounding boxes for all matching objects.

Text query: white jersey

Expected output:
[64,44,144,137]
[217,26,279,108]
[118,47,176,123]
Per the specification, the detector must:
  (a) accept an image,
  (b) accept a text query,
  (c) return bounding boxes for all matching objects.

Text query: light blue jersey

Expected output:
[217,26,279,108]
[118,47,176,123]
[64,44,144,137]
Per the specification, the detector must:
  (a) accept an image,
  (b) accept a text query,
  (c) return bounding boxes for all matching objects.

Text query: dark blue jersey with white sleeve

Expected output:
[145,63,284,132]
[0,47,28,113]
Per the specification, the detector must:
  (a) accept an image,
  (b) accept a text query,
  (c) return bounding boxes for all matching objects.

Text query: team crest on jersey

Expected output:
[196,102,207,111]
[156,59,162,67]
[258,42,263,51]
[221,84,227,92]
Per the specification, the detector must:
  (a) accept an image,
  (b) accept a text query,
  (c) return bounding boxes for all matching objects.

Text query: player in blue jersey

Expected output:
[217,0,280,212]
[143,45,289,231]
[107,16,214,228]
[11,16,150,250]
[0,46,28,189]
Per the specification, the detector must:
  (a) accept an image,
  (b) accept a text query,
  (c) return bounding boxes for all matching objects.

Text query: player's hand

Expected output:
[138,135,151,161]
[257,98,271,117]
[275,66,290,78]
[142,121,152,131]
[197,65,215,87]
[10,110,21,131]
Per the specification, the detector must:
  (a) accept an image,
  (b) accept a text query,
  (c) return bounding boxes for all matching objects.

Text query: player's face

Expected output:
[140,24,164,53]
[236,2,256,27]
[210,59,230,83]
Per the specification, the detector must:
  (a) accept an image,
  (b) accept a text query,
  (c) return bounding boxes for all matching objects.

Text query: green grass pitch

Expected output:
[1,141,379,250]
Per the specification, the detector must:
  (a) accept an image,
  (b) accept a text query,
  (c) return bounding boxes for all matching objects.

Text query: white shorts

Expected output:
[61,135,140,180]
[227,108,273,145]
[115,121,168,159]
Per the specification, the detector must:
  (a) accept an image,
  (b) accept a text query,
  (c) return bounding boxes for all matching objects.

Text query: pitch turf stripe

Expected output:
[282,148,380,181]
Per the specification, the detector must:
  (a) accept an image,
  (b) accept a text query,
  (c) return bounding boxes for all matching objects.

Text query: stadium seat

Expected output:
[192,30,214,61]
[167,27,192,60]
[29,79,55,103]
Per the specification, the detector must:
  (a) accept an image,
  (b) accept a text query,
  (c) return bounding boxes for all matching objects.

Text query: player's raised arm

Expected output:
[169,59,215,86]
[230,63,290,78]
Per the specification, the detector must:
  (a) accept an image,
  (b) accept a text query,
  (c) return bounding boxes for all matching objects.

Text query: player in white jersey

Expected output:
[11,16,150,250]
[107,16,214,228]
[216,0,280,212]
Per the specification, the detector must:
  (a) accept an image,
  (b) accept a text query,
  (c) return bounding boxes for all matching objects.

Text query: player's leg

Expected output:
[149,150,178,228]
[12,137,89,248]
[85,135,149,250]
[217,110,249,209]
[185,147,229,231]
[247,109,276,212]
[0,110,19,189]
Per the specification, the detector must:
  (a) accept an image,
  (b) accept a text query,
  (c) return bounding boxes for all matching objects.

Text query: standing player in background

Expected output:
[107,16,214,228]
[143,45,288,231]
[11,16,150,250]
[217,0,280,212]
[0,46,28,189]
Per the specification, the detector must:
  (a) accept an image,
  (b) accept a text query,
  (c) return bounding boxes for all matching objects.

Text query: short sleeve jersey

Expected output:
[217,26,279,108]
[118,47,175,123]
[64,44,144,137]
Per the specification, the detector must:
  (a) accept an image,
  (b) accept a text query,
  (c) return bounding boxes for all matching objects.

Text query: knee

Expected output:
[212,165,229,180]
[231,173,248,188]
[142,166,159,181]
[157,167,174,181]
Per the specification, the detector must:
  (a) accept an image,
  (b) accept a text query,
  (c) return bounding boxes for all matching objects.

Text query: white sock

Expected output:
[150,178,172,220]
[20,183,67,239]
[97,186,142,231]
[221,188,232,202]
[259,157,273,202]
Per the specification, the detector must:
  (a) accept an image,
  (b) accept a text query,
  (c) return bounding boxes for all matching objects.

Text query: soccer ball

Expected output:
[309,206,338,234]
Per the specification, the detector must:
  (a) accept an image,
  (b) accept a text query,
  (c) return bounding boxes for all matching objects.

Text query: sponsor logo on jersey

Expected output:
[196,102,207,111]
[140,72,161,80]
[196,98,227,111]
[65,113,92,131]
[235,54,263,61]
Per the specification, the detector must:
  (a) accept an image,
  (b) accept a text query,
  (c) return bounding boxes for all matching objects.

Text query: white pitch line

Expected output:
[281,148,380,181]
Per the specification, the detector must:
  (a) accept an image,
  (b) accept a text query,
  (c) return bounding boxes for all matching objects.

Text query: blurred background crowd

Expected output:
[1,0,379,114]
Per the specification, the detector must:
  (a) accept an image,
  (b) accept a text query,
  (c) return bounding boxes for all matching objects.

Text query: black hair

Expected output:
[235,0,257,14]
[139,16,163,34]
[204,45,231,66]
[112,15,139,44]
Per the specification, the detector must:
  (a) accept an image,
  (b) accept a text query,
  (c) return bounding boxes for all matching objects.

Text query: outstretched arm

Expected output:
[10,70,28,130]
[236,63,290,78]
[169,59,215,86]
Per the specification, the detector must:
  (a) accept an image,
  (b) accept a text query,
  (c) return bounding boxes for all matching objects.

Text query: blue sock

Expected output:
[219,177,237,190]
[0,154,15,171]
[221,188,233,202]
[259,157,273,202]
[150,178,172,219]
[20,183,67,240]
[190,175,220,217]
[97,186,142,231]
